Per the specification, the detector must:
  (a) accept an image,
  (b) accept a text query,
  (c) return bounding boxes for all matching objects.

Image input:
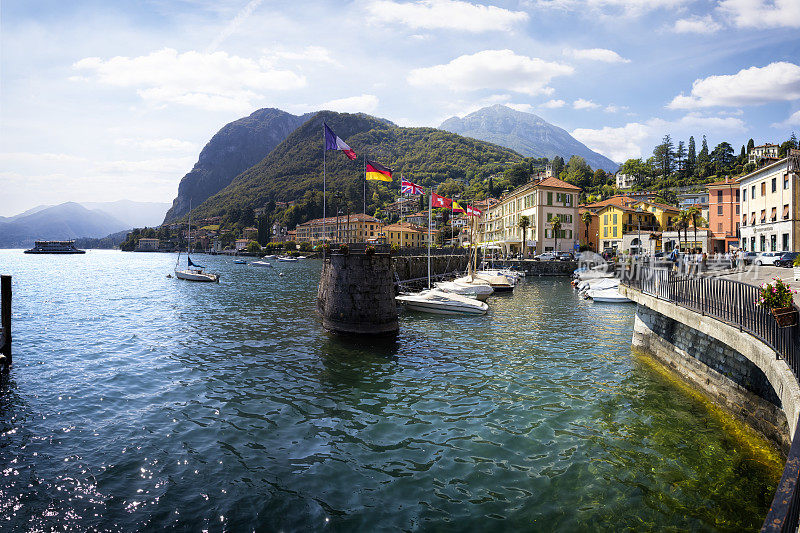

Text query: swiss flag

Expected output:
[466,205,482,217]
[431,192,452,208]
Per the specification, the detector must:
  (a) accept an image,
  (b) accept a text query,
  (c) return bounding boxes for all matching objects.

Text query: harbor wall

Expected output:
[392,255,469,282]
[621,285,800,452]
[495,259,578,276]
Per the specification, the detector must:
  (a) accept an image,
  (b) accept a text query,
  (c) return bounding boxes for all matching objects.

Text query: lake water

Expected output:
[0,250,783,531]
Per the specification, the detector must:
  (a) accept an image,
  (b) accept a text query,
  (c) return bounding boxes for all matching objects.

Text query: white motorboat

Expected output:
[251,261,272,267]
[277,256,298,262]
[577,277,619,293]
[473,272,514,292]
[296,256,307,259]
[476,269,518,285]
[262,254,277,259]
[434,280,493,301]
[586,287,632,303]
[396,289,488,315]
[174,201,220,283]
[577,265,614,281]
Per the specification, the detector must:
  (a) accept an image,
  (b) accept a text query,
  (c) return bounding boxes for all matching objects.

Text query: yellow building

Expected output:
[597,201,663,253]
[382,222,427,247]
[632,201,679,232]
[295,213,382,243]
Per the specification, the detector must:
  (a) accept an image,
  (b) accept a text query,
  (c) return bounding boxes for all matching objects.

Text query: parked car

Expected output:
[555,251,574,261]
[742,252,758,265]
[754,251,783,265]
[534,252,556,261]
[775,252,800,267]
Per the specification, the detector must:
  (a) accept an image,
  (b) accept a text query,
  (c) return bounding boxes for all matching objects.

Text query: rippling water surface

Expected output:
[0,250,782,531]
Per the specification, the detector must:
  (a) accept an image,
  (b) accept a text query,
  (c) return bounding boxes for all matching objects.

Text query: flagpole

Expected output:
[363,155,367,219]
[428,189,432,289]
[322,124,327,251]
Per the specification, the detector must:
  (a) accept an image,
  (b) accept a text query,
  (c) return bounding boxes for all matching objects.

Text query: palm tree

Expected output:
[581,211,592,250]
[550,215,562,252]
[675,210,689,252]
[687,205,702,254]
[518,215,530,257]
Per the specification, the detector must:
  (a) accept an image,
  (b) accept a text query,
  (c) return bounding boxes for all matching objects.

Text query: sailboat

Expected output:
[395,191,488,315]
[175,202,220,283]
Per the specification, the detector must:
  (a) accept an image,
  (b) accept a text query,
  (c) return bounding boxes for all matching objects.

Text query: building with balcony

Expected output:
[383,222,427,247]
[615,172,635,190]
[479,176,581,255]
[739,153,800,253]
[294,213,382,244]
[242,227,258,241]
[135,238,160,251]
[749,143,780,166]
[707,178,741,253]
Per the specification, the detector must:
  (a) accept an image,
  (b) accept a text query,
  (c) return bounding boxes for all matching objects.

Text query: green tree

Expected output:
[518,215,530,257]
[246,240,261,254]
[550,156,565,178]
[675,140,686,176]
[563,155,592,189]
[653,134,675,177]
[687,136,697,177]
[711,142,735,174]
[675,211,690,252]
[620,158,653,187]
[697,136,710,177]
[550,215,562,252]
[747,138,755,153]
[687,205,702,253]
[581,210,593,249]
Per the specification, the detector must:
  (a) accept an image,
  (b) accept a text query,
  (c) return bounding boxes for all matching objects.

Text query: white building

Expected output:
[136,238,160,251]
[615,172,635,190]
[748,143,780,165]
[739,153,800,253]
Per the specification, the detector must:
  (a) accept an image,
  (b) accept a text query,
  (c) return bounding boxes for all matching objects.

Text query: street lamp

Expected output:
[635,207,643,257]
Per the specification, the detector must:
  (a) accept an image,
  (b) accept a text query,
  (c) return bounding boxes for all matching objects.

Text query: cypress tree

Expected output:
[687,136,697,177]
[747,138,755,153]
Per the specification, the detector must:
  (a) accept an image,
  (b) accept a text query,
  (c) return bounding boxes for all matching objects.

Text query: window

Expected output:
[718,223,723,232]
[736,189,740,201]
[771,234,777,252]
[717,190,722,202]
[735,205,740,215]
[785,175,790,190]
[772,178,777,193]
[612,226,617,237]
[751,236,756,250]
[547,192,553,205]
[761,182,766,196]
[603,214,608,225]
[760,209,766,223]
[760,234,766,251]
[752,185,756,198]
[717,205,723,215]
[612,213,618,224]
[783,233,790,251]
[604,227,608,237]
[785,204,791,220]
[743,188,747,201]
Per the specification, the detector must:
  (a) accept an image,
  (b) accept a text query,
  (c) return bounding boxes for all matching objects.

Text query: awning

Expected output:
[784,204,790,219]
[760,210,766,223]
[751,213,756,224]
[503,237,522,244]
[771,207,777,221]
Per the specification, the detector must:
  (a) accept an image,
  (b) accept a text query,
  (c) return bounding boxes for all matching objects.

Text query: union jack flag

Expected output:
[401,179,424,195]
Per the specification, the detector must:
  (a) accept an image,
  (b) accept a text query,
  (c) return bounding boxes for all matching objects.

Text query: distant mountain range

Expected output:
[162,108,312,224]
[0,200,170,248]
[439,105,619,173]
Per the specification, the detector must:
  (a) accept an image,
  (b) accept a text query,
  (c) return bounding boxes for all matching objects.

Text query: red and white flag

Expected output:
[466,205,482,217]
[431,192,452,208]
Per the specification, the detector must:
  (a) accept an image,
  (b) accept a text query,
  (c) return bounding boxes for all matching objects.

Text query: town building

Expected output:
[384,196,419,218]
[382,222,427,247]
[242,227,258,241]
[706,178,741,253]
[582,196,679,254]
[661,228,712,253]
[136,238,160,251]
[235,238,249,251]
[294,214,382,244]
[405,211,428,227]
[479,176,581,255]
[271,223,288,243]
[739,152,800,253]
[615,172,635,190]
[287,230,296,242]
[749,143,780,166]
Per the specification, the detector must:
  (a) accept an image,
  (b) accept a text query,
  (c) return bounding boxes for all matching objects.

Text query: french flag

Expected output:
[324,123,357,160]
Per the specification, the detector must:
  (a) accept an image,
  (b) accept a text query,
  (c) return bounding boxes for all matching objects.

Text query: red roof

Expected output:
[537,176,582,191]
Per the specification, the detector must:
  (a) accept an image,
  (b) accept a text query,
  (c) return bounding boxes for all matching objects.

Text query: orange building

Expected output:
[707,178,741,253]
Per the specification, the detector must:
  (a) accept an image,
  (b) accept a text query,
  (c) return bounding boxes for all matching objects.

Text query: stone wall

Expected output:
[392,255,469,282]
[633,302,791,452]
[317,253,398,335]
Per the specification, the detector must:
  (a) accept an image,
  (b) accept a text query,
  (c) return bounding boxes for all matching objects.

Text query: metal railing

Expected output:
[622,266,800,532]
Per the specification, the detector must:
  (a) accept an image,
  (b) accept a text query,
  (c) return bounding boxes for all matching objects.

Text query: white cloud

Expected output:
[573,98,600,109]
[566,48,630,63]
[321,94,379,113]
[407,49,573,95]
[673,14,723,33]
[73,48,306,112]
[115,138,198,152]
[772,110,800,128]
[267,45,342,66]
[540,99,566,108]
[719,0,800,29]
[365,0,529,32]
[533,0,689,17]
[505,103,534,112]
[572,113,746,161]
[669,62,800,109]
[604,104,627,113]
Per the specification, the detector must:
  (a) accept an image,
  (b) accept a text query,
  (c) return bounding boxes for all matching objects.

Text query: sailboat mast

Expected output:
[428,189,432,289]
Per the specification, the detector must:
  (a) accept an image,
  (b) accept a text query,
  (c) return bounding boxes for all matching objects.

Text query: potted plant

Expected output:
[794,255,800,282]
[365,245,376,257]
[338,243,349,255]
[757,277,799,327]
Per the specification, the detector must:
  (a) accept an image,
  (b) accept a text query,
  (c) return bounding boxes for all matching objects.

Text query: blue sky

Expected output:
[2,0,799,216]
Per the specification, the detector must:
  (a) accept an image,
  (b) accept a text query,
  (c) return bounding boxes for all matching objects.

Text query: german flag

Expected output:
[366,160,393,182]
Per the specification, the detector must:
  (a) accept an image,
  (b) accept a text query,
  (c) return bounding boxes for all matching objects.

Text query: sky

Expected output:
[2,0,799,217]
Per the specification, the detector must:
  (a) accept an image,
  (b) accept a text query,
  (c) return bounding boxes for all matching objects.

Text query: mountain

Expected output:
[0,202,130,248]
[163,108,312,223]
[189,110,522,222]
[81,200,171,228]
[439,105,619,173]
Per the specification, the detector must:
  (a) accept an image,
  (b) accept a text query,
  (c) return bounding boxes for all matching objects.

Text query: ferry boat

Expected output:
[24,241,86,254]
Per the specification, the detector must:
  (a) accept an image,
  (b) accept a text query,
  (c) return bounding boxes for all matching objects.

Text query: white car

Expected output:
[534,252,556,261]
[755,252,783,265]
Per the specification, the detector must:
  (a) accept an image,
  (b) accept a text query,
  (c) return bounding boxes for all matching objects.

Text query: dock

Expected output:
[1,275,10,369]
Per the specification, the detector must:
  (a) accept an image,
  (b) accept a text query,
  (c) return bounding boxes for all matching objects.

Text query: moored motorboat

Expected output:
[277,256,298,262]
[262,254,276,259]
[251,261,272,267]
[473,272,514,292]
[396,289,488,315]
[233,259,247,264]
[586,287,632,303]
[434,280,493,301]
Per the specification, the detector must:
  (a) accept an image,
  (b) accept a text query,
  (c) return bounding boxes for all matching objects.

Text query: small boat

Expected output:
[473,273,514,292]
[296,255,307,260]
[396,289,488,315]
[233,259,247,264]
[437,279,494,301]
[577,277,619,293]
[586,287,632,303]
[277,256,298,262]
[251,261,272,267]
[175,201,219,283]
[262,254,277,259]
